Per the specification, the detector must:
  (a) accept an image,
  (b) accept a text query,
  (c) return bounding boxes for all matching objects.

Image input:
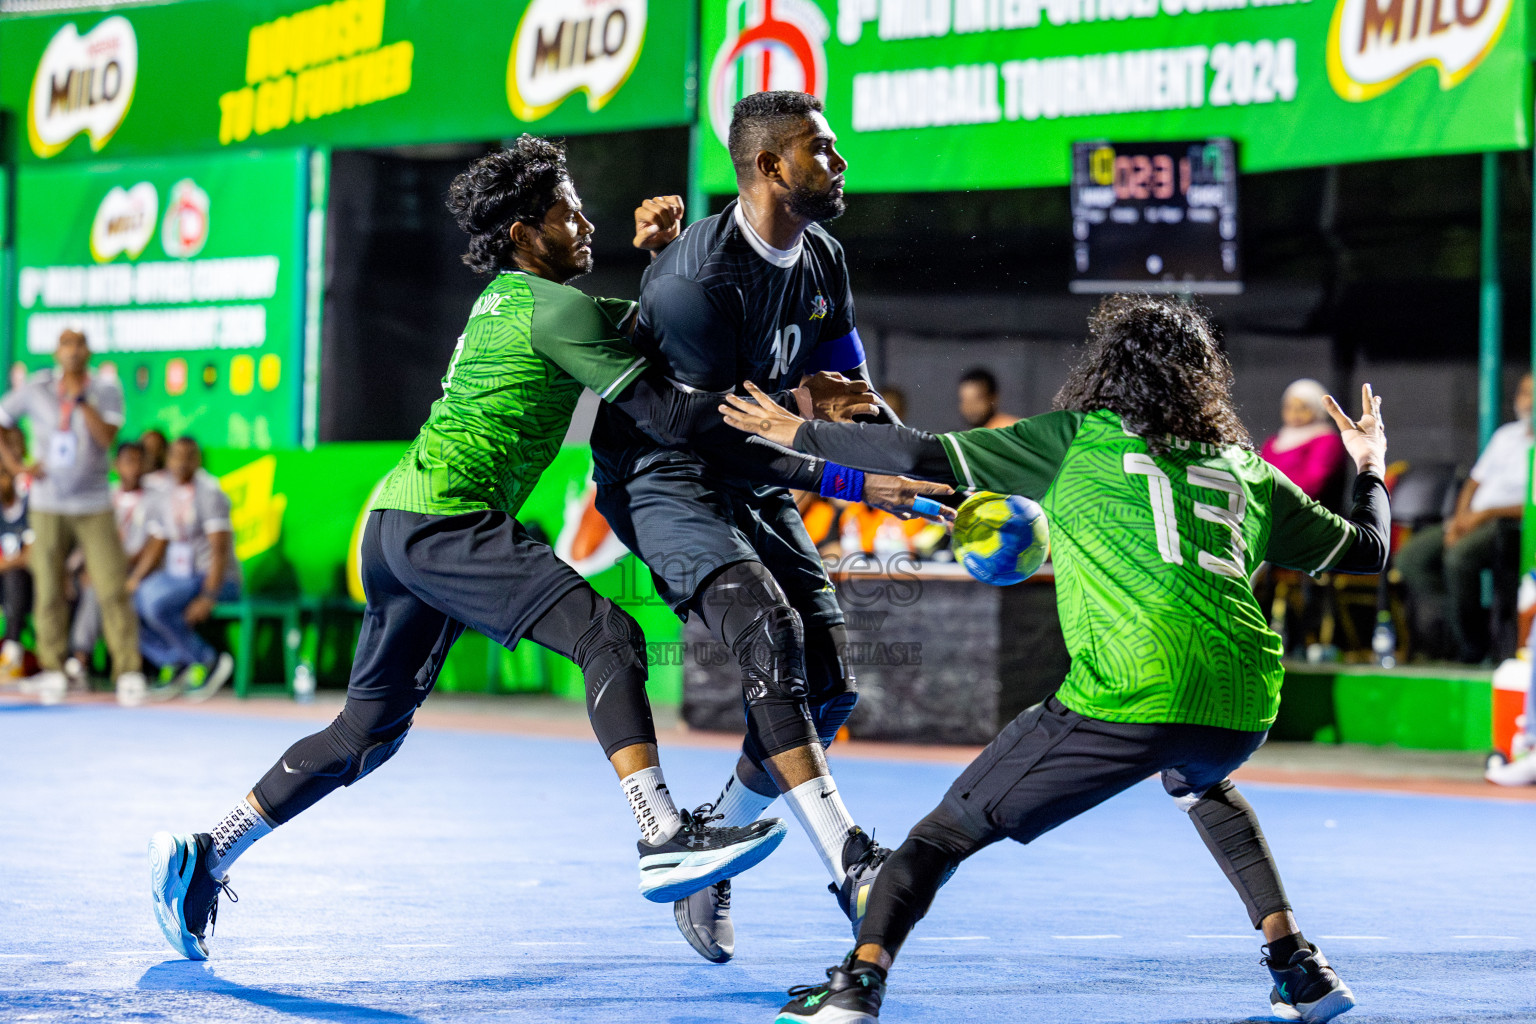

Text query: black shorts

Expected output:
[595,459,843,629]
[931,696,1268,849]
[346,508,589,702]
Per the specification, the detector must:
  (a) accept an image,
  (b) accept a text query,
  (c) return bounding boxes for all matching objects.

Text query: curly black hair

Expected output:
[446,135,570,275]
[1053,295,1252,454]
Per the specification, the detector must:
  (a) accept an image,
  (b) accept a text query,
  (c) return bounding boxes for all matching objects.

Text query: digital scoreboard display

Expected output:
[1069,139,1241,295]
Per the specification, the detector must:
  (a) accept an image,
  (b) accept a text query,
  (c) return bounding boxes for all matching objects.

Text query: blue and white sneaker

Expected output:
[149,831,235,960]
[1267,943,1356,1022]
[638,808,787,903]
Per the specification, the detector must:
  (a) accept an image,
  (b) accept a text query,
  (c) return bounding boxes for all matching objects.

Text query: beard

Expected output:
[786,180,846,223]
[548,239,593,282]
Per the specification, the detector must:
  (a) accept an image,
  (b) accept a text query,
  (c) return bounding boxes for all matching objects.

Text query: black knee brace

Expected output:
[696,562,818,764]
[572,601,656,757]
[252,697,415,825]
[1183,779,1293,928]
[806,622,858,745]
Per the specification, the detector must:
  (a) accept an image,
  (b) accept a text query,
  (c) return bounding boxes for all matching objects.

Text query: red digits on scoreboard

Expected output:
[1152,155,1174,200]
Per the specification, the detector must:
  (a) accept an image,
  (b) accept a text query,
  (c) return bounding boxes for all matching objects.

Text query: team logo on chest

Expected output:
[809,293,829,321]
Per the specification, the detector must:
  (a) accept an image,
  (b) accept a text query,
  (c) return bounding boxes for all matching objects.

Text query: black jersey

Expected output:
[592,200,863,485]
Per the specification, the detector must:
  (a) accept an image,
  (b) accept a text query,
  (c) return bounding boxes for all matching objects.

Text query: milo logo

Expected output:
[27,15,138,157]
[507,0,647,121]
[1328,0,1512,100]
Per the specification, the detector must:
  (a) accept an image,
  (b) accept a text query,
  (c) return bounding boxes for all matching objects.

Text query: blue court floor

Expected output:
[2,701,1533,1024]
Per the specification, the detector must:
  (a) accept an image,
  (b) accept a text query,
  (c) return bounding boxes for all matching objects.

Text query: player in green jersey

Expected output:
[146,136,923,962]
[721,296,1390,1024]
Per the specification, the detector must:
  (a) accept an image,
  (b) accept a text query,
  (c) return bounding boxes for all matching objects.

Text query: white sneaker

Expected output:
[33,670,67,705]
[116,671,148,707]
[1486,753,1536,786]
[1,639,24,679]
[64,656,88,691]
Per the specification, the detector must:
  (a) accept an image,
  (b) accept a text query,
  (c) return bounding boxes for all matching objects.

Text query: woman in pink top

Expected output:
[1260,379,1348,510]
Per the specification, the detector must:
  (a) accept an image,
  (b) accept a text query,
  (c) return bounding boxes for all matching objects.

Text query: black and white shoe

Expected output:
[149,832,236,960]
[777,952,886,1023]
[674,878,734,963]
[638,808,787,903]
[1266,943,1357,1022]
[830,828,890,939]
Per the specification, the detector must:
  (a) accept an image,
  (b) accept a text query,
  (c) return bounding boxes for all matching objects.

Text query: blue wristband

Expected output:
[819,463,865,502]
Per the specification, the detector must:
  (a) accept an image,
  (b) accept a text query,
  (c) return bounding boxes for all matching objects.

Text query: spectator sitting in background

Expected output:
[0,463,34,680]
[1398,371,1534,664]
[1260,379,1348,510]
[140,429,170,490]
[958,367,1018,430]
[128,437,238,700]
[1,427,32,494]
[68,441,151,688]
[0,328,143,704]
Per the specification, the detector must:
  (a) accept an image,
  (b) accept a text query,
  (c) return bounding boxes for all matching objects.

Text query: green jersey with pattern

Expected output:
[940,409,1356,731]
[373,271,648,517]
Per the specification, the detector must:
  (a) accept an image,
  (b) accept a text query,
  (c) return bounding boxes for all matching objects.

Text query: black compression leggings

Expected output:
[251,587,656,826]
[857,782,1295,960]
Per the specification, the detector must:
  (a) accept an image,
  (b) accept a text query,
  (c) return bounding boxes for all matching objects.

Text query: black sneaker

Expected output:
[149,831,237,960]
[637,807,787,903]
[829,827,890,939]
[777,952,886,1023]
[674,877,734,963]
[1266,943,1357,1022]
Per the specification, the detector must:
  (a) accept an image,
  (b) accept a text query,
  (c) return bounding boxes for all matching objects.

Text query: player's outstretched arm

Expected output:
[1270,383,1390,576]
[721,381,959,485]
[1324,382,1386,479]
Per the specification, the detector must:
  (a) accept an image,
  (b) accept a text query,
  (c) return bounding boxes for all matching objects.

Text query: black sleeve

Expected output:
[1330,472,1391,575]
[639,273,739,391]
[611,373,824,490]
[793,420,957,484]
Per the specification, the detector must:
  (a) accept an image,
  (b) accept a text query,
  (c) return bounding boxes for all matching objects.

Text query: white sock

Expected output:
[622,766,684,846]
[711,768,778,828]
[783,776,857,882]
[208,798,273,873]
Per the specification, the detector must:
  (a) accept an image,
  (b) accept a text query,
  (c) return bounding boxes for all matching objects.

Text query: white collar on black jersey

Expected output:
[733,202,801,269]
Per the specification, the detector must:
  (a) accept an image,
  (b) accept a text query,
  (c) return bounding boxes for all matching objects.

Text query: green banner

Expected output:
[1,0,691,163]
[12,150,307,449]
[699,0,1529,192]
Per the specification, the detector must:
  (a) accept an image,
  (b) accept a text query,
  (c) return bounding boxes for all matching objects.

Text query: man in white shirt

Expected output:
[1399,372,1533,663]
[127,436,239,701]
[0,329,144,702]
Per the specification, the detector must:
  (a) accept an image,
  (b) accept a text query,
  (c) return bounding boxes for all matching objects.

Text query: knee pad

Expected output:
[352,729,409,785]
[805,622,855,704]
[573,602,647,689]
[805,623,857,745]
[811,692,859,747]
[573,602,656,756]
[323,702,413,785]
[735,602,808,705]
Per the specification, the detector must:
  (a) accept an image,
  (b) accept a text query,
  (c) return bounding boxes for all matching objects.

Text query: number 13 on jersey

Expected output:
[1124,454,1249,579]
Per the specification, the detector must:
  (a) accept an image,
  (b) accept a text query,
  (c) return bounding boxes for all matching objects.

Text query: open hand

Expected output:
[633,195,685,251]
[720,380,805,447]
[865,475,956,523]
[1323,383,1386,478]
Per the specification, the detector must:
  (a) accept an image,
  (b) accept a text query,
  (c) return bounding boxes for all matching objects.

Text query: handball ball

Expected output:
[953,492,1050,586]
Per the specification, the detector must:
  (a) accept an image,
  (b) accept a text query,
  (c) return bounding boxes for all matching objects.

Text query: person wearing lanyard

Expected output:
[0,329,144,705]
[127,436,239,700]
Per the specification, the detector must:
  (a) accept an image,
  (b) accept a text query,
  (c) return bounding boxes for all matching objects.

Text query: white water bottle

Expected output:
[293,662,315,704]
